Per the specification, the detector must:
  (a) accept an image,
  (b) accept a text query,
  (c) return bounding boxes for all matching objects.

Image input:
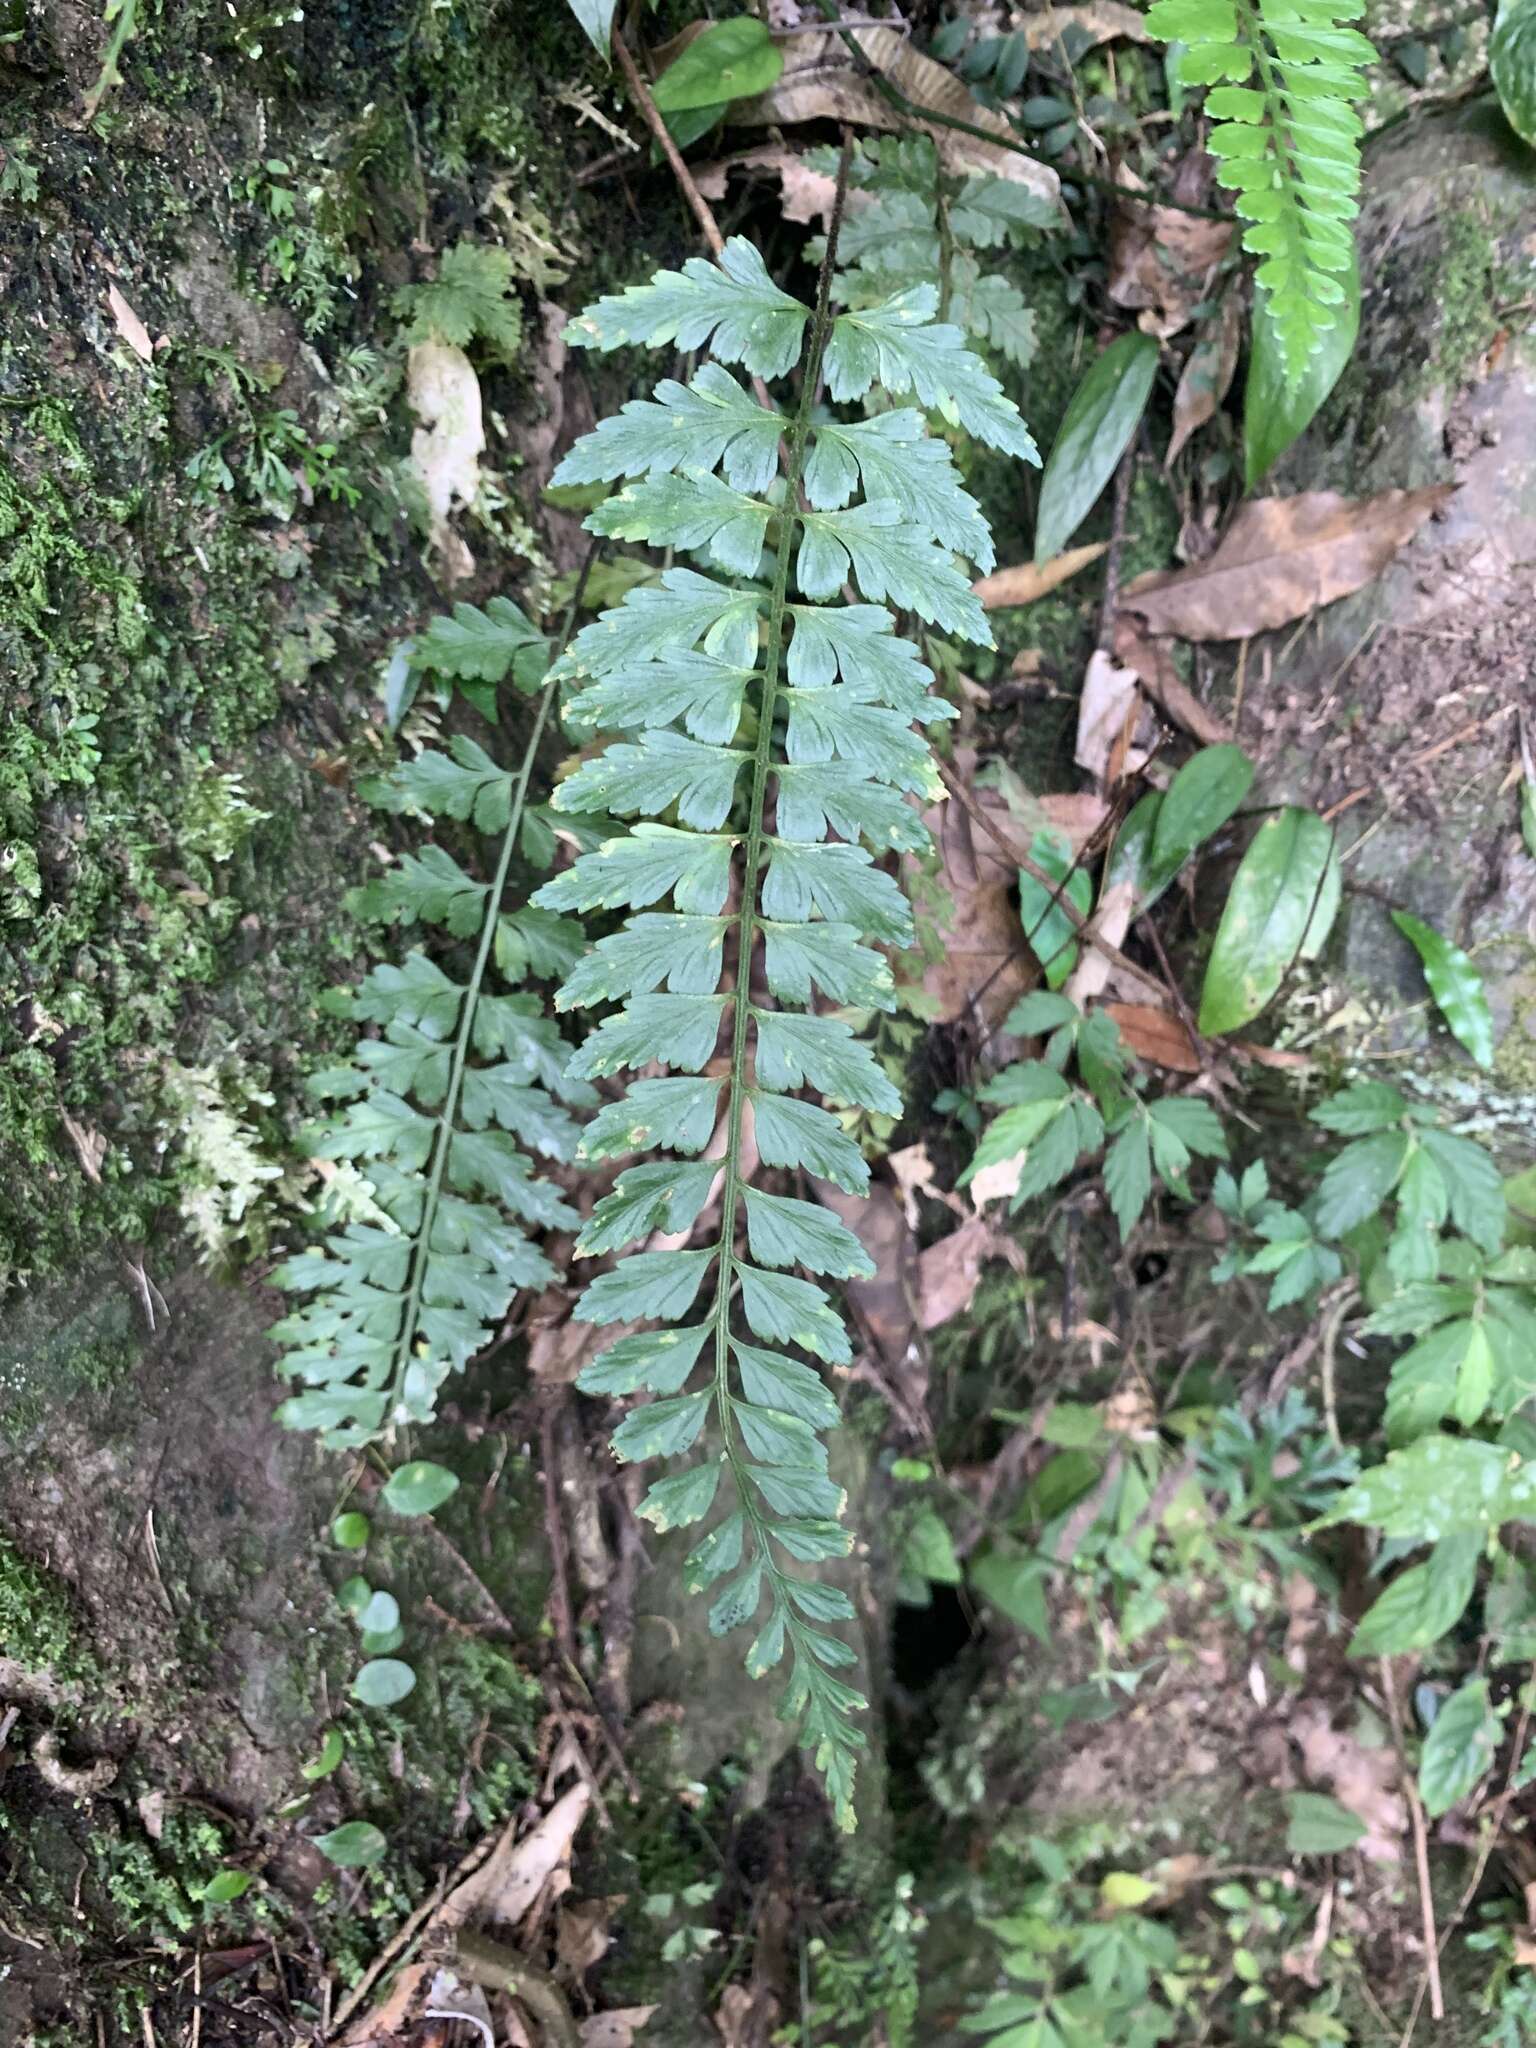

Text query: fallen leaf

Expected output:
[1108,166,1234,340]
[1123,486,1456,641]
[557,1896,615,1974]
[441,1783,593,1933]
[1111,617,1232,745]
[1075,649,1150,784]
[106,281,154,362]
[694,145,839,225]
[736,25,1059,203]
[1104,1001,1201,1072]
[974,541,1107,610]
[1291,1705,1405,1863]
[581,2012,656,2048]
[918,1217,1008,1329]
[919,784,1034,1030]
[1021,1,1150,48]
[408,340,484,586]
[969,1151,1029,1209]
[424,1970,495,2048]
[1167,293,1244,465]
[889,1140,939,1229]
[824,1183,919,1372]
[1063,877,1135,1007]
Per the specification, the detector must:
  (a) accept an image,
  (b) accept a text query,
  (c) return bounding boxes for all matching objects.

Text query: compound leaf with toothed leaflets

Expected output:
[785,603,948,718]
[750,1093,869,1195]
[578,1324,711,1397]
[565,652,755,748]
[566,993,730,1080]
[553,730,746,833]
[638,1461,723,1533]
[743,1189,876,1278]
[553,364,783,494]
[585,471,772,579]
[797,501,991,642]
[563,568,763,677]
[536,827,736,918]
[574,1249,714,1327]
[578,1159,719,1257]
[824,284,1040,461]
[413,595,548,688]
[754,1010,902,1115]
[581,1075,724,1161]
[774,761,932,854]
[556,914,729,1008]
[563,236,810,380]
[804,411,995,568]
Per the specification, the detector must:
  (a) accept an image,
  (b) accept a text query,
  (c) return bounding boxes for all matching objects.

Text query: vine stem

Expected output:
[706,135,856,1615]
[384,551,597,1427]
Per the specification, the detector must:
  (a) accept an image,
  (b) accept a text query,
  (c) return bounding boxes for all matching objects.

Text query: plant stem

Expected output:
[707,137,854,1584]
[384,553,596,1427]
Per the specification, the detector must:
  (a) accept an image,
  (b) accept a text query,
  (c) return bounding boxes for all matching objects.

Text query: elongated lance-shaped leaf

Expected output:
[535,215,1018,1829]
[1145,0,1376,380]
[272,599,594,1449]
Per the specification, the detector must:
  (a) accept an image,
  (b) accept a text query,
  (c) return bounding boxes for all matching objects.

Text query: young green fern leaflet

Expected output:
[1147,0,1375,378]
[536,226,1034,1825]
[272,598,593,1449]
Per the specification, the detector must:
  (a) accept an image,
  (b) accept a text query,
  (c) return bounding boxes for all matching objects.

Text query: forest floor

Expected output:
[2,2,1536,2046]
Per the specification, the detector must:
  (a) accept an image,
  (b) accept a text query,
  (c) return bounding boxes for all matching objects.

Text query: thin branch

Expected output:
[612,33,725,257]
[1382,1658,1445,2030]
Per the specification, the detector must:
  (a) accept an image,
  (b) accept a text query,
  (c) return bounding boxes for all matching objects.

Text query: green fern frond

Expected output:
[272,600,591,1449]
[1146,0,1376,378]
[541,235,1034,1826]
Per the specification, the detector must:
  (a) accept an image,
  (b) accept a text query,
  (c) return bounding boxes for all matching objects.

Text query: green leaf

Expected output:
[200,1868,254,1904]
[578,1323,710,1396]
[563,0,617,57]
[638,1461,722,1532]
[565,568,762,678]
[556,365,781,494]
[823,283,1039,462]
[731,1340,840,1430]
[1492,0,1536,147]
[567,654,755,747]
[313,1821,388,1868]
[353,1658,417,1708]
[578,1159,717,1256]
[750,1091,869,1195]
[785,602,941,712]
[1017,828,1093,989]
[1391,910,1496,1070]
[610,1391,712,1463]
[301,1727,346,1781]
[567,994,729,1081]
[1244,254,1360,484]
[586,471,771,579]
[754,1010,902,1115]
[1419,1677,1498,1818]
[1328,1434,1536,1540]
[556,913,730,1008]
[1198,808,1337,1034]
[738,1265,852,1364]
[1284,1791,1367,1855]
[575,1249,714,1327]
[1349,1530,1480,1655]
[565,237,810,382]
[332,1513,370,1550]
[1313,1130,1411,1238]
[797,501,991,643]
[1033,334,1159,563]
[582,1075,723,1161]
[970,1548,1051,1639]
[759,921,896,1010]
[652,15,783,110]
[397,242,523,358]
[1150,744,1254,872]
[743,1189,875,1278]
[805,411,994,568]
[414,597,545,685]
[762,841,913,945]
[553,730,746,833]
[1311,1082,1408,1136]
[1105,1119,1153,1237]
[685,1512,745,1591]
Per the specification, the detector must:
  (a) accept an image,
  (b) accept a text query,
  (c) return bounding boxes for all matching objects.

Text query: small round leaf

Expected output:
[337,1575,372,1615]
[381,1461,460,1517]
[332,1513,370,1550]
[356,1590,400,1636]
[352,1658,416,1708]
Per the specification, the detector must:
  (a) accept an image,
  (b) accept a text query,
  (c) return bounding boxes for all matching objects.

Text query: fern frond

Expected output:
[1146,0,1376,378]
[535,234,1034,1827]
[273,600,591,1449]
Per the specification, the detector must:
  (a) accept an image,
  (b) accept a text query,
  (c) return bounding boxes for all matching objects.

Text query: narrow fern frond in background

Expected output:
[1147,0,1376,378]
[535,232,1034,1826]
[271,602,592,1449]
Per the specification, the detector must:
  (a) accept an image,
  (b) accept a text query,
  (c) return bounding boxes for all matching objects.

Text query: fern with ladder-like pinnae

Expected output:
[1146,0,1376,378]
[533,193,1034,1824]
[271,596,594,1451]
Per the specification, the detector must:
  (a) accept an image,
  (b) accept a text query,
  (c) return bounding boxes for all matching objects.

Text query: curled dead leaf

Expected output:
[1104,1001,1202,1072]
[974,541,1108,611]
[1123,487,1456,642]
[1167,293,1244,466]
[694,145,839,226]
[106,281,155,362]
[1110,617,1232,746]
[1075,649,1151,784]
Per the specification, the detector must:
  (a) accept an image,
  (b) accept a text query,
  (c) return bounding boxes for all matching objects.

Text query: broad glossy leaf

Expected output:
[1391,910,1495,1070]
[1419,1677,1498,1817]
[1244,256,1359,485]
[1034,334,1159,563]
[1492,0,1536,148]
[1197,807,1336,1034]
[382,1461,460,1517]
[1149,744,1254,872]
[353,1658,416,1707]
[652,14,783,109]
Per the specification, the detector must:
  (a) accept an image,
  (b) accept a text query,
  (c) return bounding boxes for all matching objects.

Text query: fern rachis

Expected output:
[535,215,1034,1823]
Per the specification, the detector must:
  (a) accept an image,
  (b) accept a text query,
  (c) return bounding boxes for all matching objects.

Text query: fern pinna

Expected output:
[272,600,592,1449]
[532,227,1034,1823]
[1147,0,1375,376]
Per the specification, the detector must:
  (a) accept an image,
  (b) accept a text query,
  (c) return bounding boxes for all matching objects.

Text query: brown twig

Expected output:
[454,1929,582,2048]
[611,33,724,257]
[539,1391,580,1669]
[936,757,1166,998]
[1381,1658,1445,2030]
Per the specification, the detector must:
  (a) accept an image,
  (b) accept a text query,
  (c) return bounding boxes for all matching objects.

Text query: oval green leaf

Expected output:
[381,1460,460,1517]
[1018,827,1094,989]
[1492,0,1536,147]
[1034,333,1159,563]
[300,1726,346,1781]
[352,1657,416,1708]
[200,1868,254,1904]
[1419,1675,1499,1817]
[1149,743,1254,874]
[1198,807,1336,1035]
[313,1820,388,1868]
[356,1590,400,1636]
[1244,254,1360,486]
[1284,1790,1367,1855]
[332,1512,370,1550]
[1391,910,1495,1070]
[652,17,784,112]
[337,1574,372,1615]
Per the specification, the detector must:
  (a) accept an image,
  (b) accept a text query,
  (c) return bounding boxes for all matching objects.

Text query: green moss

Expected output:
[0,1531,92,1678]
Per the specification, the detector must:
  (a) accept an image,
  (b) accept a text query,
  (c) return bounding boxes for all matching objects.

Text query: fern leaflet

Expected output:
[272,600,592,1448]
[537,229,1033,1825]
[1146,0,1376,379]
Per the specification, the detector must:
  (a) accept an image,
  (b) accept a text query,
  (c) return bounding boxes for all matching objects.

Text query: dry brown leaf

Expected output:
[736,26,1059,203]
[918,1217,1006,1329]
[581,2011,656,2048]
[1124,486,1456,642]
[1064,877,1135,1007]
[1104,1001,1201,1072]
[974,541,1108,610]
[557,1896,615,1974]
[443,1783,593,1933]
[889,1140,939,1229]
[1075,649,1150,783]
[1292,1706,1405,1862]
[919,785,1034,1030]
[60,1112,107,1185]
[408,341,484,585]
[106,281,154,362]
[1111,617,1232,745]
[1167,294,1244,465]
[694,145,840,226]
[1107,168,1234,340]
[1023,1,1150,48]
[824,1183,919,1371]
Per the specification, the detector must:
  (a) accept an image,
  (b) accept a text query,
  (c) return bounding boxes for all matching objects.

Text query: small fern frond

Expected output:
[1147,0,1376,378]
[544,228,1034,1826]
[272,601,592,1449]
